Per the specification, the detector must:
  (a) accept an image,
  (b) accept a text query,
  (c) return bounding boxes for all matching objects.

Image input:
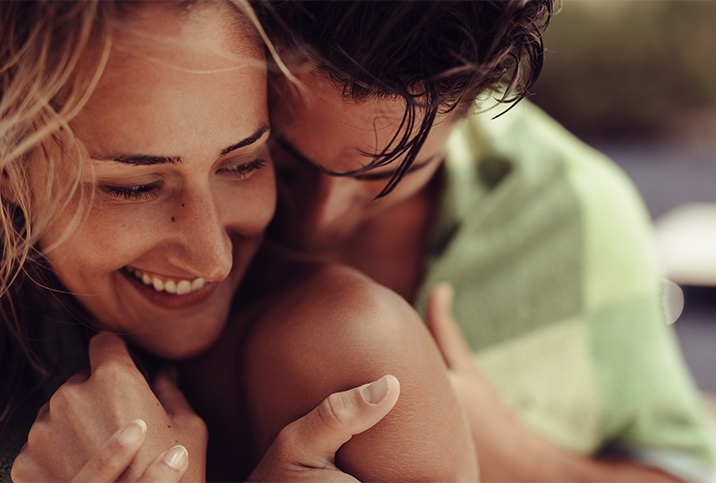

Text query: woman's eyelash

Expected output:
[99,159,265,201]
[102,184,159,201]
[223,159,266,179]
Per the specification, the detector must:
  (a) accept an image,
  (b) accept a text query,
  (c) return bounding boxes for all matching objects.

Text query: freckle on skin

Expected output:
[181,203,185,208]
[171,217,176,223]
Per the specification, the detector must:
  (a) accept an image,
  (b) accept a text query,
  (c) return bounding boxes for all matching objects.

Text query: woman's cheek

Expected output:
[52,204,162,277]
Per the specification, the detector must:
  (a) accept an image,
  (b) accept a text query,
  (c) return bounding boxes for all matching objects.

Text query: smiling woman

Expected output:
[0,0,276,477]
[0,1,475,482]
[31,1,274,361]
[0,0,273,474]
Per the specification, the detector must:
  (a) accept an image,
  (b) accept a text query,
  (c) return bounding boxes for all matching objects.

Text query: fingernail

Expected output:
[361,376,389,405]
[164,445,188,470]
[118,419,147,446]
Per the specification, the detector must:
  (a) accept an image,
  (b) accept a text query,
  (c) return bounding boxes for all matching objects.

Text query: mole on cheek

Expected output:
[171,217,176,223]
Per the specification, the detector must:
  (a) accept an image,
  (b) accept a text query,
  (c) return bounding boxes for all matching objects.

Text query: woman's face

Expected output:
[34,2,274,359]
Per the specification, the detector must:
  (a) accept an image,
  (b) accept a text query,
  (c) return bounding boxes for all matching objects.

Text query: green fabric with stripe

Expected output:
[414,101,716,477]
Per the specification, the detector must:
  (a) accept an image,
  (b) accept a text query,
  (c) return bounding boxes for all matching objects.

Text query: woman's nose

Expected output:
[167,189,233,282]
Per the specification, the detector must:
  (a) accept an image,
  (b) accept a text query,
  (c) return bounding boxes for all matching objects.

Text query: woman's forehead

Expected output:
[112,1,265,72]
[72,1,268,161]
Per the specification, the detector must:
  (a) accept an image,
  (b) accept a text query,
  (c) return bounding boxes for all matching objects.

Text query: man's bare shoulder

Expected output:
[241,263,476,481]
[245,264,430,372]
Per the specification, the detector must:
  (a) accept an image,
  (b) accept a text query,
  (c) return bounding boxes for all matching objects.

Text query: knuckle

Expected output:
[48,386,76,415]
[271,426,300,461]
[92,360,136,386]
[190,415,208,437]
[318,392,352,431]
[10,453,29,482]
[11,452,46,483]
[25,419,48,448]
[180,414,208,442]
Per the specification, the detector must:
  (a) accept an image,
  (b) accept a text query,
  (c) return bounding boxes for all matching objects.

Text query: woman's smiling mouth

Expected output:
[125,266,207,294]
[121,266,218,309]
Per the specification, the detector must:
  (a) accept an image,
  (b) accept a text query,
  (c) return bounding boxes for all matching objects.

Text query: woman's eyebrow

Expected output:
[111,154,181,166]
[95,123,271,165]
[220,123,270,156]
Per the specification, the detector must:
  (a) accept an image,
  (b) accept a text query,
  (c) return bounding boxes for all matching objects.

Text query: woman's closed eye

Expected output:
[98,159,267,202]
[101,182,162,201]
[220,159,266,181]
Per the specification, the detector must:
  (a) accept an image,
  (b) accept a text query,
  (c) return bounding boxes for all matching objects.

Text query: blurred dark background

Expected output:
[529,0,716,393]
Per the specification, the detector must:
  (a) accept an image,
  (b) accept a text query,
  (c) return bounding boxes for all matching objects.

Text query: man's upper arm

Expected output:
[241,265,477,482]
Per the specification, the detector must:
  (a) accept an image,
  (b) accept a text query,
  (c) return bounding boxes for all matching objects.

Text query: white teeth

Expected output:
[152,278,164,292]
[176,280,191,295]
[164,280,177,294]
[127,267,207,296]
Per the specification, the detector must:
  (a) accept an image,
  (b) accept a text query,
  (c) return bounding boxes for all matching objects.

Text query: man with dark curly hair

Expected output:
[258,1,716,481]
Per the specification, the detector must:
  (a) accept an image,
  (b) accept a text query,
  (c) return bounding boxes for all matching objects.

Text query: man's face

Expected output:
[269,66,458,255]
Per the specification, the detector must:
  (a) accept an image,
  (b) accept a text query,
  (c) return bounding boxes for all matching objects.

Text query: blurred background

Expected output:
[530,0,716,394]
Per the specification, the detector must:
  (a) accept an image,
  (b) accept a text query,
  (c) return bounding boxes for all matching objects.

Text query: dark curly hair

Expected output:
[257,0,555,197]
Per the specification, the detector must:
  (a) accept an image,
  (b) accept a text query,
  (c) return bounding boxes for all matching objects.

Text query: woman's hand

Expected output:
[11,333,207,482]
[67,419,189,482]
[12,332,399,483]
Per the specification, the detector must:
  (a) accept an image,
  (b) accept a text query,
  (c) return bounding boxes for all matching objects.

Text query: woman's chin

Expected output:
[127,322,226,361]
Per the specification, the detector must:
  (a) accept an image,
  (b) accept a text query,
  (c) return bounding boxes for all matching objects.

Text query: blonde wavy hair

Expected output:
[0,1,112,381]
[0,0,289,429]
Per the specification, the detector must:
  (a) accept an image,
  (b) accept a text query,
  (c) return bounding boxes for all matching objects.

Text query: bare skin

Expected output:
[12,335,207,482]
[178,261,477,481]
[268,65,687,481]
[239,264,478,481]
[12,334,402,482]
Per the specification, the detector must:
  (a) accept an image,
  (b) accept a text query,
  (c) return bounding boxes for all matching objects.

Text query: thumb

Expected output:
[426,282,473,371]
[152,367,195,417]
[264,375,400,470]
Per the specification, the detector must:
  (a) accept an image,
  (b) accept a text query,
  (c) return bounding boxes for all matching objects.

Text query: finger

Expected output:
[72,419,147,483]
[35,368,90,422]
[35,401,50,421]
[65,369,91,385]
[426,283,474,371]
[275,375,400,469]
[137,445,189,483]
[88,333,136,373]
[152,367,195,417]
[11,450,53,483]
